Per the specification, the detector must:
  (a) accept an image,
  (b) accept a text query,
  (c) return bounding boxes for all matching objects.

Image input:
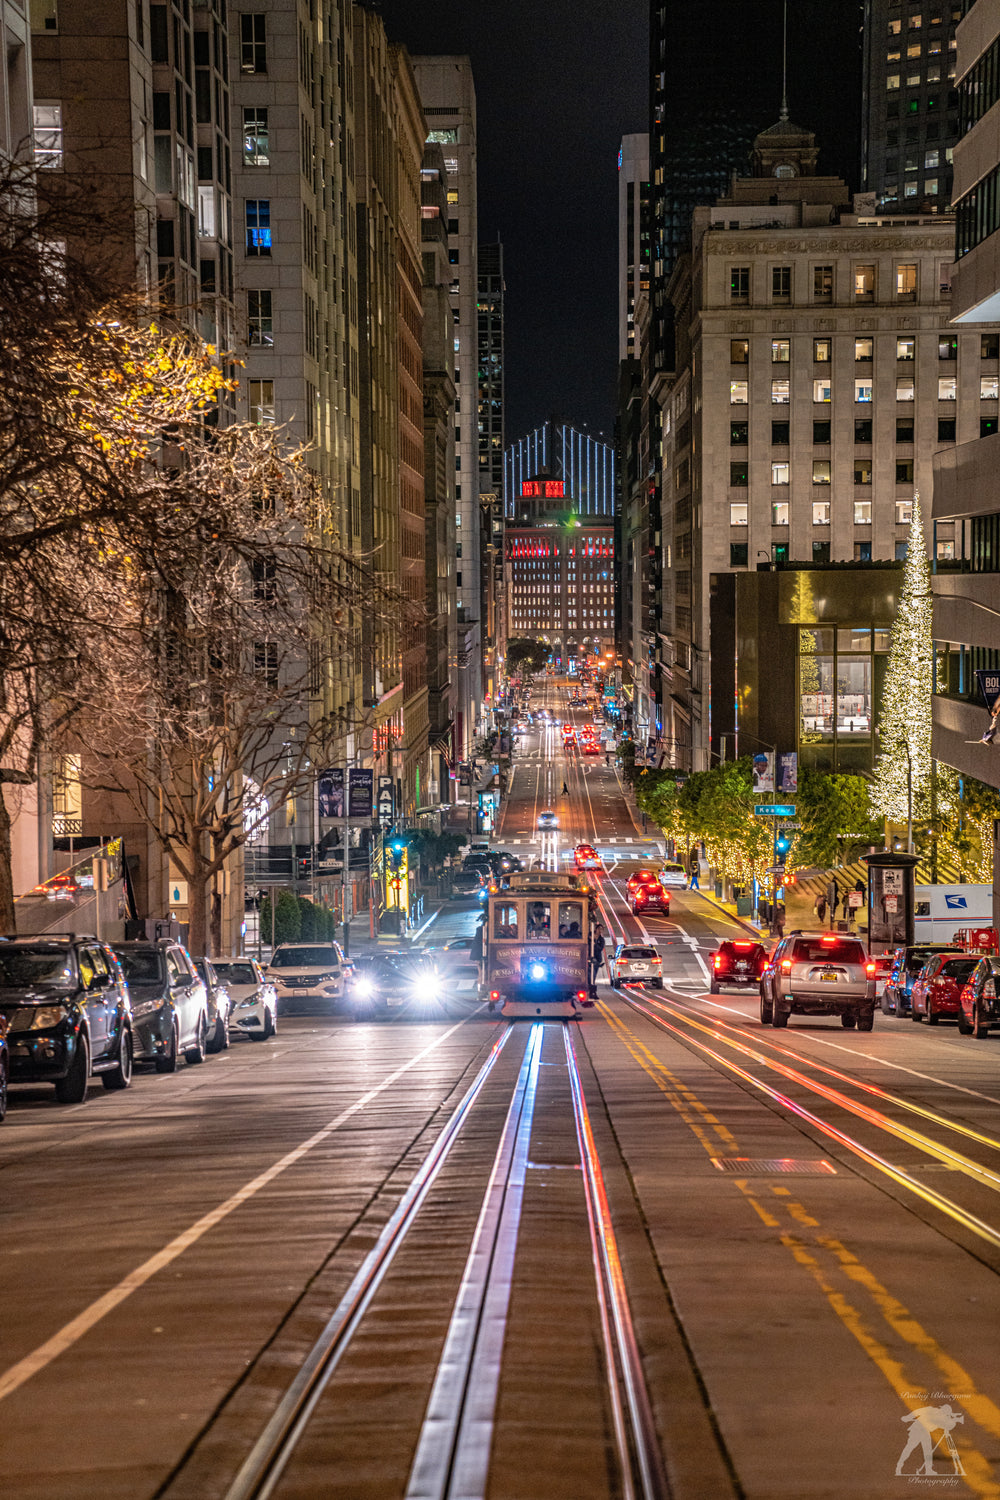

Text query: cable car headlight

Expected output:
[529,962,547,982]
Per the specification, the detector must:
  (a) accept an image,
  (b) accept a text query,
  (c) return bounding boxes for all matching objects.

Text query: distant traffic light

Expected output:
[775,832,792,856]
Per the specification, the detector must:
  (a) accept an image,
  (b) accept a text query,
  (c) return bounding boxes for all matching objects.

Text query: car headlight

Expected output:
[237,993,261,1009]
[132,998,165,1018]
[412,976,438,1003]
[10,1004,69,1032]
[352,979,373,999]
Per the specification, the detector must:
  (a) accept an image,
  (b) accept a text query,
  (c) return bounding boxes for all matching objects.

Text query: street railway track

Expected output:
[187,1019,669,1500]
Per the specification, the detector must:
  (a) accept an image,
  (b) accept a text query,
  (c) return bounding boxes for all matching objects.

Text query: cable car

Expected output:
[483,872,596,1018]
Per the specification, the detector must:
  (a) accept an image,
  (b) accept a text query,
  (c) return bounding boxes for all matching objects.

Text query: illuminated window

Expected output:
[897,336,915,360]
[938,377,957,400]
[854,378,873,403]
[243,108,269,166]
[854,500,872,525]
[248,379,274,424]
[772,339,790,363]
[771,502,789,526]
[813,338,831,363]
[982,376,999,399]
[854,264,876,300]
[812,501,831,525]
[855,338,873,362]
[245,199,271,254]
[730,503,748,526]
[730,380,749,404]
[896,263,917,300]
[896,500,913,524]
[771,461,790,485]
[812,460,831,485]
[33,104,63,169]
[771,379,790,404]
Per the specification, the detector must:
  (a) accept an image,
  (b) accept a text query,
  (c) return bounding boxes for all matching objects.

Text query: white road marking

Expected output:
[0,1018,481,1404]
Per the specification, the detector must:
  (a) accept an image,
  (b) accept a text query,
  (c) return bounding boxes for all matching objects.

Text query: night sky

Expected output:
[373,0,861,447]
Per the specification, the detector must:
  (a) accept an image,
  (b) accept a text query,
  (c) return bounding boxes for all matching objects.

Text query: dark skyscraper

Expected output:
[649,1,862,370]
[861,0,961,212]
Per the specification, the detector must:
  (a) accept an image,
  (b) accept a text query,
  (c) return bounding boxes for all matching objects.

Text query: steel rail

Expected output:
[405,1021,544,1499]
[221,1023,518,1500]
[563,1025,671,1500]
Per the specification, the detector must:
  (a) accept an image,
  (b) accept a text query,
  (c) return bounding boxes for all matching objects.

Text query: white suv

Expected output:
[266,942,348,1012]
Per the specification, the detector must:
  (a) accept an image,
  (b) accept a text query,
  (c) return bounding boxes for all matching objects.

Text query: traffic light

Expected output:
[775,832,792,857]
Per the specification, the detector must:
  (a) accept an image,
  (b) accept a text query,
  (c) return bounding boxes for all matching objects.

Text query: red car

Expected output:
[574,844,601,870]
[910,953,980,1024]
[627,873,670,916]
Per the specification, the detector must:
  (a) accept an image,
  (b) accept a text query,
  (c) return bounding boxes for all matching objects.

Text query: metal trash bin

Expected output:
[735,896,753,918]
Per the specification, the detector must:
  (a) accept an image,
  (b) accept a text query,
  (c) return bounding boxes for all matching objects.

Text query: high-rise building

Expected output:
[504,479,615,661]
[504,421,615,519]
[420,141,458,803]
[618,134,650,361]
[861,0,962,211]
[411,55,481,760]
[659,113,972,772]
[477,240,504,713]
[931,0,1000,920]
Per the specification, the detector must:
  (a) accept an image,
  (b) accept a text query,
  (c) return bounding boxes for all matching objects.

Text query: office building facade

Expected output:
[660,114,978,773]
[931,0,1000,869]
[504,480,615,661]
[862,0,961,211]
[411,55,482,760]
[618,133,650,360]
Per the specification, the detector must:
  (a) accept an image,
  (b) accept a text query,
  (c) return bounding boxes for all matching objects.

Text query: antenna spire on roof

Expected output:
[780,0,789,122]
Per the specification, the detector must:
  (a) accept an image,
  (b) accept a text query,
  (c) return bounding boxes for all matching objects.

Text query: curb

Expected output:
[685,888,767,940]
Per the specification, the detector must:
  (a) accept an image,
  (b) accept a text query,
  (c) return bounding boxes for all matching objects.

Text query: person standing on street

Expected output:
[590,927,606,997]
[688,851,700,890]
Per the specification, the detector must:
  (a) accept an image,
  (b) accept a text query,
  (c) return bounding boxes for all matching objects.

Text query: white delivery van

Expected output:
[913,884,994,943]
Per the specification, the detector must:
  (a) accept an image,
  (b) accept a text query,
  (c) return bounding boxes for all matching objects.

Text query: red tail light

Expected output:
[865,961,876,977]
[576,989,587,1001]
[713,955,722,970]
[489,990,500,1002]
[781,958,793,973]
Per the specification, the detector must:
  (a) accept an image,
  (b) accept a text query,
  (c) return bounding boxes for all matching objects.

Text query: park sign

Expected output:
[754,803,796,817]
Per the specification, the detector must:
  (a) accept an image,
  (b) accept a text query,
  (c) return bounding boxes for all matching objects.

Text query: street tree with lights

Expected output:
[869,494,935,840]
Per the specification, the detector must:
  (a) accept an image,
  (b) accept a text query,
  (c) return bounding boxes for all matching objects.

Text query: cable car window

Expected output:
[526,901,551,939]
[494,904,518,939]
[558,902,584,939]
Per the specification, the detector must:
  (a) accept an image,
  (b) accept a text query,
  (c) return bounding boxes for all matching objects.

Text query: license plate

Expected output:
[736,963,748,971]
[293,989,309,996]
[630,966,647,974]
[819,972,838,982]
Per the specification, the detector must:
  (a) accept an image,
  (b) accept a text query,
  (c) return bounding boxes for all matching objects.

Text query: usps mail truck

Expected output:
[914,884,993,942]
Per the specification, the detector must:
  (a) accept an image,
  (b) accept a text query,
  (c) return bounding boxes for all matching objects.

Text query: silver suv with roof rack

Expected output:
[760,930,876,1031]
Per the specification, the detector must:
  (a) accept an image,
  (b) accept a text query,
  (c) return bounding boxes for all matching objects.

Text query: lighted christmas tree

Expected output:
[870,492,933,823]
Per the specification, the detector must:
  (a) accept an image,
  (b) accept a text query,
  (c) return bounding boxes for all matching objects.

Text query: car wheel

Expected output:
[253,1008,275,1040]
[709,979,720,994]
[973,1004,990,1040]
[155,1022,179,1073]
[772,1005,789,1028]
[857,1011,874,1032]
[653,979,664,989]
[0,1053,8,1123]
[55,1031,90,1104]
[926,1006,939,1026]
[184,1015,208,1065]
[102,1026,133,1091]
[841,1014,857,1029]
[207,1016,230,1053]
[880,994,893,1016]
[760,991,773,1026]
[910,1003,923,1022]
[958,1009,973,1036]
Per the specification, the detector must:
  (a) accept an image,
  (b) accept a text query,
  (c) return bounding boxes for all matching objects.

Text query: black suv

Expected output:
[111,940,209,1071]
[0,935,133,1103]
[710,939,768,993]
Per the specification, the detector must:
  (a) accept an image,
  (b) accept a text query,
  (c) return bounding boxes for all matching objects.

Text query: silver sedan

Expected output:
[213,957,278,1041]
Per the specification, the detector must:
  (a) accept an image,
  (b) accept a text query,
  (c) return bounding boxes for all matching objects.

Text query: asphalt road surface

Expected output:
[4,676,1000,1498]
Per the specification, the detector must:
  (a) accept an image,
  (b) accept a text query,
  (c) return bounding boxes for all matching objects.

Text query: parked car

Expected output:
[112,940,209,1071]
[957,955,1000,1037]
[658,861,688,890]
[910,954,980,1025]
[0,935,133,1103]
[610,943,663,988]
[882,944,963,1016]
[710,939,768,993]
[760,932,876,1030]
[451,868,486,900]
[574,844,601,869]
[537,809,559,830]
[265,941,348,1012]
[869,953,894,1003]
[213,958,278,1040]
[192,956,232,1051]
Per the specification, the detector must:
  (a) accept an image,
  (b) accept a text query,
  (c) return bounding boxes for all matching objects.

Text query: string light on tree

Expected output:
[870,492,933,824]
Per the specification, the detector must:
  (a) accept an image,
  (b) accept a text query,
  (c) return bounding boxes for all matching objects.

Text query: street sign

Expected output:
[754,803,796,817]
[376,775,394,829]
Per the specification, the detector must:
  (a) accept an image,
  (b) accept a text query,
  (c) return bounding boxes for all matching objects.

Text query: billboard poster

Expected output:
[348,767,374,819]
[778,751,798,796]
[751,751,775,795]
[318,768,345,819]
